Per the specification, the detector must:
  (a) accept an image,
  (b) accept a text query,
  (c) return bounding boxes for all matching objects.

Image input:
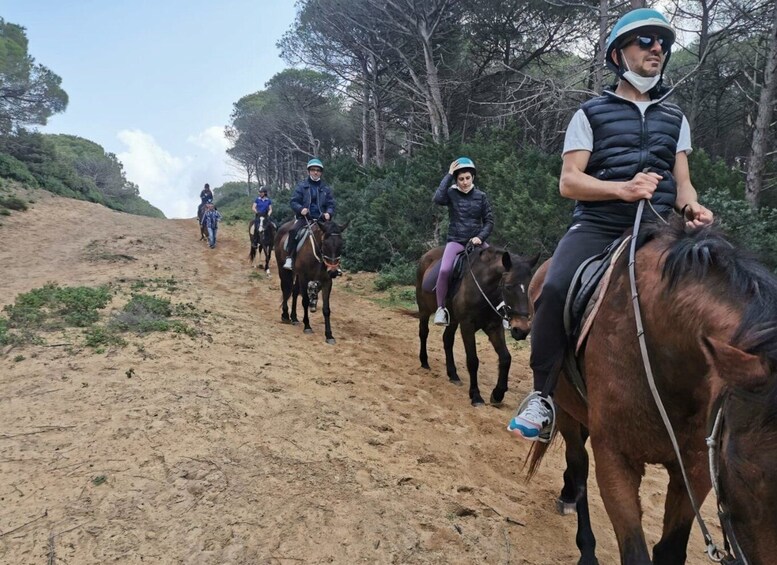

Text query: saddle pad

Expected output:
[281,226,311,254]
[575,236,631,353]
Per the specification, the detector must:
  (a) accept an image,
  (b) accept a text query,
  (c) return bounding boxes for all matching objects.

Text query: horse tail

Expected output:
[525,430,558,480]
[249,246,257,262]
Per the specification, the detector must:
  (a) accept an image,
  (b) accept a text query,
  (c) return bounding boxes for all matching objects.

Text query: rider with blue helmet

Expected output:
[432,157,494,326]
[507,8,714,442]
[283,159,336,270]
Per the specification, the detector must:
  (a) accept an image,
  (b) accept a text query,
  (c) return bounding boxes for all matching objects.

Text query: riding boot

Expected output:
[284,231,296,270]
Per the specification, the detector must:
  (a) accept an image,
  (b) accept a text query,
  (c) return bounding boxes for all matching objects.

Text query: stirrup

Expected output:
[513,391,557,443]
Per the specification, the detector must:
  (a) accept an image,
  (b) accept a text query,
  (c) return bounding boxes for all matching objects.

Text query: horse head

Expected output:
[701,334,777,562]
[317,219,347,278]
[493,249,539,341]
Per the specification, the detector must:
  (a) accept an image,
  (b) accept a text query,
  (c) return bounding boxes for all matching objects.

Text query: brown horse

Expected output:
[197,203,208,241]
[528,217,777,564]
[416,245,538,406]
[273,218,346,344]
[248,213,276,274]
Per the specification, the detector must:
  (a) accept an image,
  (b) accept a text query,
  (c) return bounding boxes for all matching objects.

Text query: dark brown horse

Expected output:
[274,218,346,344]
[416,246,538,406]
[249,213,276,274]
[197,203,208,241]
[528,217,777,564]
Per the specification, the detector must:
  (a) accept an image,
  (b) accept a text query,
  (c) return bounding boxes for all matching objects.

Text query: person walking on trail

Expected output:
[506,8,714,443]
[432,157,494,327]
[200,202,222,249]
[283,158,336,271]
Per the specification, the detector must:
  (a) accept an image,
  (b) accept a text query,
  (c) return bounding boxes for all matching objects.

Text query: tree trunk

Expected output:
[360,59,371,167]
[745,0,777,208]
[420,20,449,142]
[594,0,608,93]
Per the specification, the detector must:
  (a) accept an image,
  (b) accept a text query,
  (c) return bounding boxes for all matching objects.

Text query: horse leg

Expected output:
[299,276,312,334]
[321,280,335,344]
[557,414,598,565]
[652,459,711,565]
[280,270,292,323]
[459,322,484,406]
[291,276,300,325]
[264,245,271,275]
[443,322,460,384]
[485,326,511,405]
[419,313,431,369]
[593,442,651,564]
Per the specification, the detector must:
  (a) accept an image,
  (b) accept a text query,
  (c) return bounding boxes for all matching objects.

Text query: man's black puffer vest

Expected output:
[574,91,683,227]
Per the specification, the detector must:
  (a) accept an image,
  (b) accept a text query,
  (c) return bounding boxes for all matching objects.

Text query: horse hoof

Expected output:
[449,378,463,386]
[326,338,336,345]
[556,498,577,516]
[310,307,317,313]
[304,328,313,334]
[490,390,506,405]
[420,363,430,370]
[265,270,270,276]
[471,399,485,407]
[281,318,291,325]
[291,320,299,326]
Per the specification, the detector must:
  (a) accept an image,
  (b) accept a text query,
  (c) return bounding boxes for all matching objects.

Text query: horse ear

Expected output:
[701,336,770,390]
[501,251,512,271]
[527,252,540,269]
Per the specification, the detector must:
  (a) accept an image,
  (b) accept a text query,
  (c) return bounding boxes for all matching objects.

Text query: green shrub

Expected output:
[84,326,126,348]
[375,260,416,290]
[109,293,174,333]
[0,195,28,211]
[3,284,111,330]
[0,153,37,184]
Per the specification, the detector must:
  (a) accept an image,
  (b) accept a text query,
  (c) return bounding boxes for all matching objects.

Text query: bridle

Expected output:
[707,385,770,565]
[305,217,342,271]
[463,245,530,326]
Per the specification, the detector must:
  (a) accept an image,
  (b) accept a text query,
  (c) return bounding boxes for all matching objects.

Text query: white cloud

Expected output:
[117,127,237,219]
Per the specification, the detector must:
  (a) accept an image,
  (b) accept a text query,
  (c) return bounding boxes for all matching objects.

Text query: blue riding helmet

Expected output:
[452,156,476,176]
[307,158,324,170]
[606,8,675,75]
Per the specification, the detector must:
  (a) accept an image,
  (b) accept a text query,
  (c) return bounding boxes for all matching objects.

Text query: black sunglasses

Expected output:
[628,34,669,52]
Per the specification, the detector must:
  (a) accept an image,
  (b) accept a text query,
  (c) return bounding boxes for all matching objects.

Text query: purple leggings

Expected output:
[435,241,488,307]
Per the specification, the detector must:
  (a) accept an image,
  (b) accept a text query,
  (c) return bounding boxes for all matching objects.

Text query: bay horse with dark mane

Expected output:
[274,218,346,344]
[249,213,276,274]
[527,216,777,564]
[416,245,538,406]
[197,203,208,241]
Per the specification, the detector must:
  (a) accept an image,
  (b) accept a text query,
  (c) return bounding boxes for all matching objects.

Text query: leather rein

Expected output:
[629,200,747,564]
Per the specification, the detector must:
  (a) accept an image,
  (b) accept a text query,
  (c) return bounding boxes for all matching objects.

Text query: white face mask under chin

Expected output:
[621,54,661,94]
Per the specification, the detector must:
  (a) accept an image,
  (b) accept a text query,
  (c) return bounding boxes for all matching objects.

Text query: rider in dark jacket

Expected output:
[283,158,336,270]
[432,157,494,326]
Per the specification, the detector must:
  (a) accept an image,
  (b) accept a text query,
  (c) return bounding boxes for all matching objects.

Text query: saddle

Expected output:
[421,250,468,297]
[281,225,313,254]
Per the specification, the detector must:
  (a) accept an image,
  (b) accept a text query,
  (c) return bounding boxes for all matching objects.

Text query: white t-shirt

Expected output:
[562,101,691,156]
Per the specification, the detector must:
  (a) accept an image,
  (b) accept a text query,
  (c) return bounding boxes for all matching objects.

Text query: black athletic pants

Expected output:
[530,220,631,395]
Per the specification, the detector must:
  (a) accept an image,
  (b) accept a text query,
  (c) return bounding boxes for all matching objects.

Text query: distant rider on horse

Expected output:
[252,186,273,231]
[283,159,336,271]
[432,157,494,326]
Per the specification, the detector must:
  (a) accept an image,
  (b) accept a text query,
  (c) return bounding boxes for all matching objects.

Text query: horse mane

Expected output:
[659,217,777,362]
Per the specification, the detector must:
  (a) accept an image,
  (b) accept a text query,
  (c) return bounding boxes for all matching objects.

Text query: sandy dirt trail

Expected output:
[0,194,721,564]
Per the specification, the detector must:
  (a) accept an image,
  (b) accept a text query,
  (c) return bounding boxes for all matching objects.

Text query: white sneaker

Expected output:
[433,307,449,326]
[507,392,555,442]
[283,257,293,270]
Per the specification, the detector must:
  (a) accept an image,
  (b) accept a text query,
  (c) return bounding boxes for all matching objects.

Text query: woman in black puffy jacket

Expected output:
[432,157,494,326]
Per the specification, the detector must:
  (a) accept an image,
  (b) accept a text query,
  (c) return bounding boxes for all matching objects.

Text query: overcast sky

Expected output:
[3,0,298,218]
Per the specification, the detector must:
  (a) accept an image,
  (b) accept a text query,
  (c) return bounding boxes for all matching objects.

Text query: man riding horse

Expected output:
[507,8,714,441]
[283,158,336,271]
